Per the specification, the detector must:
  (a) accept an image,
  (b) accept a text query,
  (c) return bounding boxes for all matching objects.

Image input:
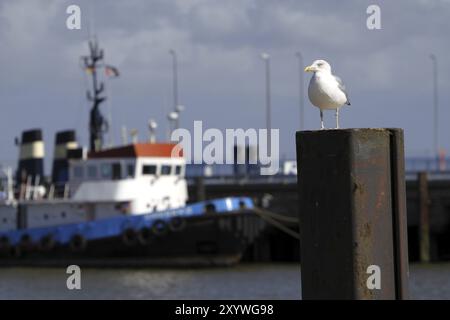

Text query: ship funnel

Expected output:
[16,129,45,184]
[51,130,78,184]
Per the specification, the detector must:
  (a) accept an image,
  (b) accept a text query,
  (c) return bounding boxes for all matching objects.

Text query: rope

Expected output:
[255,207,299,223]
[253,207,300,240]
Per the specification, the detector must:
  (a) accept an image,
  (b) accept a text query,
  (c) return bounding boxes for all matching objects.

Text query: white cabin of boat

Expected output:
[0,142,188,231]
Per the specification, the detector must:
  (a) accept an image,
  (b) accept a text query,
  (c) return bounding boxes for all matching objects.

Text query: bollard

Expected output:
[296,128,409,300]
[418,172,430,263]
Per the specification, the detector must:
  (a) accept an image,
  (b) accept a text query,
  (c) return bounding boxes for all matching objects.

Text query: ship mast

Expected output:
[82,39,108,152]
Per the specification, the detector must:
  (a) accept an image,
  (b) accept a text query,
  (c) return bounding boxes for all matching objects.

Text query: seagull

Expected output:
[304,59,350,129]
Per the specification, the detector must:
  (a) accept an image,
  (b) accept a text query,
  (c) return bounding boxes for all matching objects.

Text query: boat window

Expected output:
[126,164,135,178]
[73,165,84,178]
[175,165,182,175]
[161,165,171,175]
[112,163,121,180]
[142,164,157,175]
[101,163,111,179]
[87,165,97,179]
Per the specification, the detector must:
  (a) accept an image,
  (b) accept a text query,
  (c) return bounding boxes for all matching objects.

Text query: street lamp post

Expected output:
[169,49,180,129]
[430,54,438,161]
[295,51,304,130]
[261,53,272,152]
[167,111,179,140]
[176,104,185,128]
[148,119,158,143]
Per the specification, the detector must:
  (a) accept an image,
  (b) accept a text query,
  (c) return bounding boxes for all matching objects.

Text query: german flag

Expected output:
[105,65,120,78]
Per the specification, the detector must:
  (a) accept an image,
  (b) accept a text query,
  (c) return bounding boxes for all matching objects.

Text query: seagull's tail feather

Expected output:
[346,100,351,106]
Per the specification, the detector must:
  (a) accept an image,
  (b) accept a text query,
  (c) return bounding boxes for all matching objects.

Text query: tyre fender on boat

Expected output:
[151,219,169,236]
[19,234,34,252]
[168,217,186,232]
[205,203,217,214]
[39,234,56,252]
[121,227,138,246]
[137,227,153,245]
[69,234,87,252]
[0,236,11,253]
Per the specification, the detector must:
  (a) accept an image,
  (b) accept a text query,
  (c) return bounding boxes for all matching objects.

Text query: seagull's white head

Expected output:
[304,59,331,73]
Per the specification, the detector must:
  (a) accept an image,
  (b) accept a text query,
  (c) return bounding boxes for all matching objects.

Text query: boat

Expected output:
[0,39,266,267]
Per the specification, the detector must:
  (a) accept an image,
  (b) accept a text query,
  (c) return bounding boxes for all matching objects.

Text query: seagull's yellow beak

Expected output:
[304,65,314,72]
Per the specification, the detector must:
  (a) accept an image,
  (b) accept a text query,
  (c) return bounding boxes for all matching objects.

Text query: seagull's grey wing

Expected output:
[334,75,351,105]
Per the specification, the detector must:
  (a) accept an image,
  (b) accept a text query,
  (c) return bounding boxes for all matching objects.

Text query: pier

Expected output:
[187,165,450,264]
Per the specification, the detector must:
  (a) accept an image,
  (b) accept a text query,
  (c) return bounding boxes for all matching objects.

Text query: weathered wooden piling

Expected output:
[296,128,409,300]
[418,172,430,263]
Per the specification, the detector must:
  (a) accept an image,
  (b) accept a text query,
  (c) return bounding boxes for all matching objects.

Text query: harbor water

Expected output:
[0,263,450,299]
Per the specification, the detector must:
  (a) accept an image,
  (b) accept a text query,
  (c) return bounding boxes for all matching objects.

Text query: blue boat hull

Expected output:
[0,197,266,267]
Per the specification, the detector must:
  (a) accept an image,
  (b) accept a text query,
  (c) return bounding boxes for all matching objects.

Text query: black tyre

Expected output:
[0,236,11,255]
[122,228,138,246]
[19,234,34,252]
[69,234,87,252]
[137,227,153,245]
[205,203,216,214]
[169,217,186,232]
[39,234,56,252]
[152,220,168,236]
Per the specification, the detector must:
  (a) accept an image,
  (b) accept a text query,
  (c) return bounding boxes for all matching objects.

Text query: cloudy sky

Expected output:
[0,0,449,170]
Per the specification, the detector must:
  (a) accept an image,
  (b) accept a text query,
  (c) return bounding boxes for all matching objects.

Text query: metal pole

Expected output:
[389,130,410,299]
[430,54,438,160]
[266,58,271,137]
[418,171,430,263]
[296,52,304,130]
[170,49,179,129]
[261,53,271,154]
[166,114,171,141]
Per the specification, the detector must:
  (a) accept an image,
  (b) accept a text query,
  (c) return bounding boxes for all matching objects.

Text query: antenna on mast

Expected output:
[87,1,95,41]
[82,39,108,152]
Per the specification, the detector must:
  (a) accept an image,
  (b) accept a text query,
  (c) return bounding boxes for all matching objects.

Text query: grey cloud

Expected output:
[0,0,449,171]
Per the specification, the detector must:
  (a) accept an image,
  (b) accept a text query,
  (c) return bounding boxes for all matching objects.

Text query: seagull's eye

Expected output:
[317,63,323,67]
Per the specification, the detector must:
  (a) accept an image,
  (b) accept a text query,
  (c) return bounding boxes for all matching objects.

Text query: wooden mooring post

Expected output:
[418,172,430,263]
[296,128,409,300]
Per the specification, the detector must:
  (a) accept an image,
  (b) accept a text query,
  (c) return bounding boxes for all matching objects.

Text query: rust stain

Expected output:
[352,176,364,196]
[375,191,386,210]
